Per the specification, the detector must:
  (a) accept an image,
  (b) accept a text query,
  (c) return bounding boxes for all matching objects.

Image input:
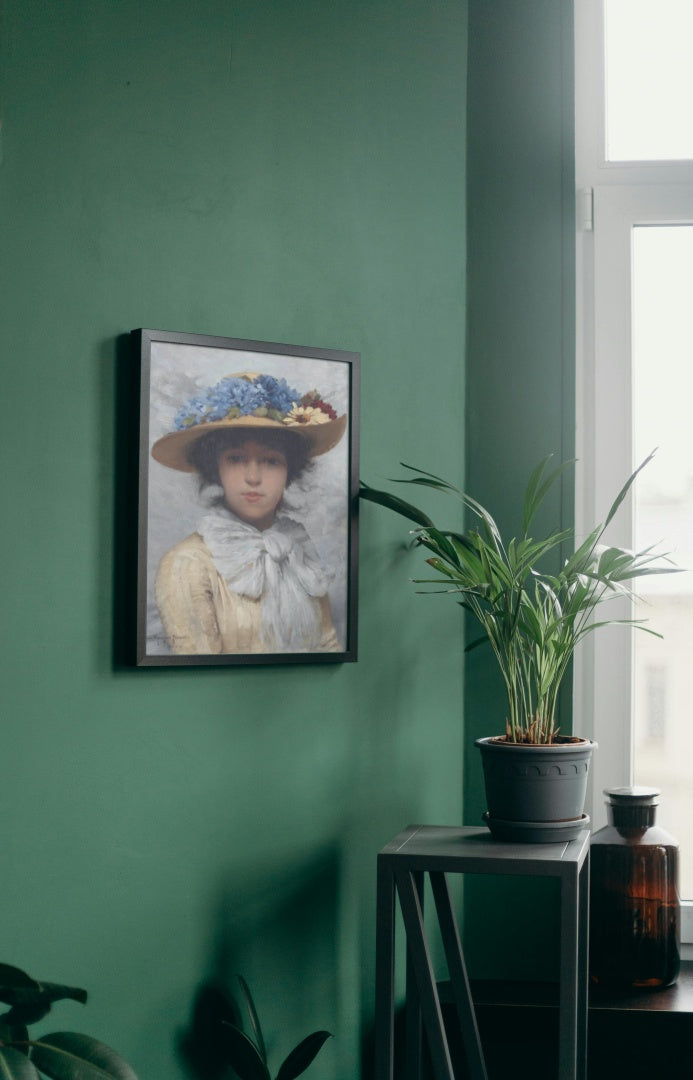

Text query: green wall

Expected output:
[463,0,576,978]
[0,0,578,1065]
[0,3,466,1079]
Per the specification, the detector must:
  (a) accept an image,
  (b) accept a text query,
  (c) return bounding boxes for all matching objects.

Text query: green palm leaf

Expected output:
[29,1034,137,1080]
[603,450,656,530]
[359,483,434,528]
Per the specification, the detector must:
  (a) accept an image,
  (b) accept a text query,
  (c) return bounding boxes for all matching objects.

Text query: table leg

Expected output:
[394,868,455,1080]
[429,872,488,1080]
[559,870,580,1080]
[374,854,396,1080]
[577,853,590,1080]
[405,872,424,1080]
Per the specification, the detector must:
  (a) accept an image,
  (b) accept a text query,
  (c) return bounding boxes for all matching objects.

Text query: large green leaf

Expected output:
[0,968,87,1027]
[218,1026,270,1080]
[359,484,434,528]
[0,967,39,993]
[0,1047,42,1080]
[275,1032,332,1080]
[29,1033,137,1080]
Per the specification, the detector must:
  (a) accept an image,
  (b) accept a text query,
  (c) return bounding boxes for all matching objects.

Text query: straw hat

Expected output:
[151,372,347,473]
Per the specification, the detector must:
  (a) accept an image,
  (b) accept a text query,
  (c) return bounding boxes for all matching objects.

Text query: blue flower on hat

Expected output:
[173,374,303,430]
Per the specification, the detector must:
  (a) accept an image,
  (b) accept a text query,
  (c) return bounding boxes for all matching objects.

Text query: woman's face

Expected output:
[218,438,289,530]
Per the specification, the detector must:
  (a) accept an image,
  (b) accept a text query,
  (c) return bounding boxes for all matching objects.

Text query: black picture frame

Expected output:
[134,328,359,666]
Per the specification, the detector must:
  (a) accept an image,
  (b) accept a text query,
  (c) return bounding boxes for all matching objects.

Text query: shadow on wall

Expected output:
[178,846,340,1080]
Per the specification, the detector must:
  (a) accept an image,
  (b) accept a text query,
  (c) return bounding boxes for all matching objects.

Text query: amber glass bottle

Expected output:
[589,787,680,990]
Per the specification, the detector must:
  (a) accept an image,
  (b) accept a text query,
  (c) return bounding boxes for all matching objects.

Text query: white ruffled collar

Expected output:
[197,506,330,650]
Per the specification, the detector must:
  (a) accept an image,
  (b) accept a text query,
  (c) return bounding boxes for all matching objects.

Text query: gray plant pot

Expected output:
[475,736,597,843]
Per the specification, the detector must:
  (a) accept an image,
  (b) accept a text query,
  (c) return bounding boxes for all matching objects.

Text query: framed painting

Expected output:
[134,328,359,665]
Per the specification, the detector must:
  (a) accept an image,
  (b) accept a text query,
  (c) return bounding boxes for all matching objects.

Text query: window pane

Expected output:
[632,225,693,896]
[605,0,693,161]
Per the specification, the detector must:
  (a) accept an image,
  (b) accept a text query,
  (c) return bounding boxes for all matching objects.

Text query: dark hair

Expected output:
[186,427,313,490]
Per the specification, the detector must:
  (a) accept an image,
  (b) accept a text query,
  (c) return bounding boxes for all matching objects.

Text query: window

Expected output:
[640,663,667,744]
[604,0,693,162]
[575,0,693,944]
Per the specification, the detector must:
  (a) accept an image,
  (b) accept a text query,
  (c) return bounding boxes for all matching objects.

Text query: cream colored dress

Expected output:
[155,509,341,655]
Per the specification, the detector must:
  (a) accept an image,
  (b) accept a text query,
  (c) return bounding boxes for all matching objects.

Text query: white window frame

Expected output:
[574,0,693,947]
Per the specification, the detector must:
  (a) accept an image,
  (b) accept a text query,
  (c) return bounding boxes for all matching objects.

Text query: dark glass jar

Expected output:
[589,787,680,990]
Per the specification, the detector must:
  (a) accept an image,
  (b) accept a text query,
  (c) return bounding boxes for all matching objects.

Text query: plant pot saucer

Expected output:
[482,810,590,844]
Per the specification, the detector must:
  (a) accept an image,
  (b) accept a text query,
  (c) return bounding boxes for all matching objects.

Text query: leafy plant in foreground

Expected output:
[180,975,331,1080]
[0,963,137,1080]
[219,976,330,1080]
[361,451,679,743]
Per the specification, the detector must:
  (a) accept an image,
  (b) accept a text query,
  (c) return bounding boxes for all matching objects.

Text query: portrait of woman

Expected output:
[139,334,355,662]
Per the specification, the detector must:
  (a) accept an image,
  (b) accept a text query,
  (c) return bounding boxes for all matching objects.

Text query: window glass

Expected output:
[605,0,693,161]
[632,224,693,896]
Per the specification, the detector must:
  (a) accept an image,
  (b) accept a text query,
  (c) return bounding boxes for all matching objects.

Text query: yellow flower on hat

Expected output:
[285,404,333,426]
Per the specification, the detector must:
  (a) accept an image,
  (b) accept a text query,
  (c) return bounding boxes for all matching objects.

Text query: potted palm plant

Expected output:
[361,452,678,842]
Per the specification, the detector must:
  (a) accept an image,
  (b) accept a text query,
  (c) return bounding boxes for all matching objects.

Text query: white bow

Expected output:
[198,507,330,650]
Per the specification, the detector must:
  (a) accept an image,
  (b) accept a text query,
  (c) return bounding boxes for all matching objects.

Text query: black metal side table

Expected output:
[374,824,590,1080]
